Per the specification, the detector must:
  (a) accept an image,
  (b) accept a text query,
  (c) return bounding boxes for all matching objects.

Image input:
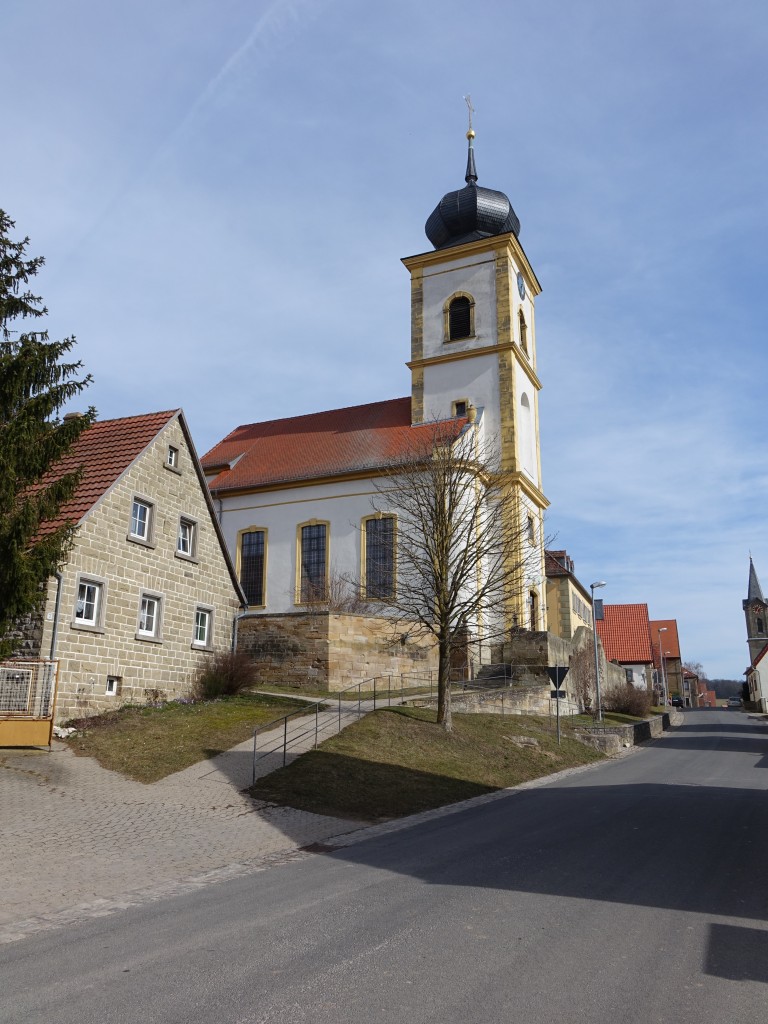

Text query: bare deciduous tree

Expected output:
[569,640,596,715]
[372,420,544,732]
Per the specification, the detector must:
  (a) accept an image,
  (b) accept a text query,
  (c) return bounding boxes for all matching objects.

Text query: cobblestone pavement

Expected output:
[0,703,377,945]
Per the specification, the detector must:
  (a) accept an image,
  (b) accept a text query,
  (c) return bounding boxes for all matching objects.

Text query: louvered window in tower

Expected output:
[449,296,472,340]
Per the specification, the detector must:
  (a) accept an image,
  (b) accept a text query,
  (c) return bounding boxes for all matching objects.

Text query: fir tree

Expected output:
[0,210,95,657]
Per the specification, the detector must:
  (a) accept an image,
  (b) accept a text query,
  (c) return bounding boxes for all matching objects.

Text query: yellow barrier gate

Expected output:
[0,660,59,748]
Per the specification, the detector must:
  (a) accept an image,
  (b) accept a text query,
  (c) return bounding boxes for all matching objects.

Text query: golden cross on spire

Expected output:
[463,95,475,137]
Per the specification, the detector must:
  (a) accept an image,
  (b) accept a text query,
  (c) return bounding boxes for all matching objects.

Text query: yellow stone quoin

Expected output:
[402,228,548,632]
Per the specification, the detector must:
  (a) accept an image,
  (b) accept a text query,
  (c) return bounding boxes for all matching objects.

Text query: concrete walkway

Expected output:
[0,699,392,945]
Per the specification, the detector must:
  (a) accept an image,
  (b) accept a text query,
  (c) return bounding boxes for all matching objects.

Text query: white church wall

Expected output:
[515,361,539,488]
[421,353,501,436]
[216,479,391,614]
[420,251,497,358]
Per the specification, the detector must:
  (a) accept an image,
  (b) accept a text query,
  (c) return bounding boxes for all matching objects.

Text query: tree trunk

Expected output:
[436,642,453,733]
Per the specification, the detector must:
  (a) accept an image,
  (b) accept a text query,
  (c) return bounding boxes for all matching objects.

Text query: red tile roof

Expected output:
[649,619,681,662]
[38,411,178,534]
[596,603,654,663]
[202,398,465,493]
[545,550,573,577]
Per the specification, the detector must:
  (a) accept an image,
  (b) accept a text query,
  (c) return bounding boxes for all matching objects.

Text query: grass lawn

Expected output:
[64,694,316,783]
[249,706,605,821]
[570,711,647,727]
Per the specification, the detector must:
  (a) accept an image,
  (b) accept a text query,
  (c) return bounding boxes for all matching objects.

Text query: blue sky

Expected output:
[4,0,767,679]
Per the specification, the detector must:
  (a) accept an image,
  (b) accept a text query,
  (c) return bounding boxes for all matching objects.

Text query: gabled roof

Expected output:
[544,549,591,601]
[545,550,573,577]
[202,397,464,494]
[36,409,246,603]
[596,603,654,664]
[38,411,178,534]
[649,618,681,662]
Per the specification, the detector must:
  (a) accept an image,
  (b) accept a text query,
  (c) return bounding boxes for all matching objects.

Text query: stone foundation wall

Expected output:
[4,604,45,659]
[236,613,438,691]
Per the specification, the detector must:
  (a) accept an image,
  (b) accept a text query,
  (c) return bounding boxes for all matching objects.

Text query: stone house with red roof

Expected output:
[595,603,655,694]
[7,410,244,721]
[650,618,684,703]
[201,133,551,687]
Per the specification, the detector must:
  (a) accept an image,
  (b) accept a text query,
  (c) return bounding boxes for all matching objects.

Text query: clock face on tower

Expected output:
[517,272,526,300]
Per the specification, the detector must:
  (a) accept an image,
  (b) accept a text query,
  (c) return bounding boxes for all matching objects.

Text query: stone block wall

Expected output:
[42,417,242,722]
[237,612,438,691]
[3,604,45,659]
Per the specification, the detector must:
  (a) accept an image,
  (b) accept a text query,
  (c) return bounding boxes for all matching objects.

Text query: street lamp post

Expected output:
[665,650,673,704]
[591,581,607,722]
[657,627,668,706]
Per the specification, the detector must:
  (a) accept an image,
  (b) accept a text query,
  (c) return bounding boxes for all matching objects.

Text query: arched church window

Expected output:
[518,310,528,356]
[446,294,474,341]
[529,590,538,630]
[759,617,765,634]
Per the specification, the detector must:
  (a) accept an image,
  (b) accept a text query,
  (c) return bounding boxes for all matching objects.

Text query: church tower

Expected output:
[743,557,768,663]
[401,121,548,633]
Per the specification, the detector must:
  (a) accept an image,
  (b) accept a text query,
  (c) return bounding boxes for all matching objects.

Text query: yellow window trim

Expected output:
[236,525,268,609]
[443,291,476,343]
[360,513,397,602]
[294,519,331,606]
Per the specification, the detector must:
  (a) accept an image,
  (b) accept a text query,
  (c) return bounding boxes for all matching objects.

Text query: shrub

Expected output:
[191,650,258,700]
[602,682,651,718]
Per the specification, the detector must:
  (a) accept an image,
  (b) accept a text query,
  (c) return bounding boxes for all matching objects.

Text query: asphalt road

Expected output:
[3,708,767,1024]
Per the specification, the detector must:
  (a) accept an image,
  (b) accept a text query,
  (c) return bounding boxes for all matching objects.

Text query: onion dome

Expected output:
[425,129,520,250]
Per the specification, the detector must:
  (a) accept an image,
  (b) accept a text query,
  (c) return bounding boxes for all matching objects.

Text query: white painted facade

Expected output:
[624,664,650,690]
[747,652,768,712]
[211,476,397,614]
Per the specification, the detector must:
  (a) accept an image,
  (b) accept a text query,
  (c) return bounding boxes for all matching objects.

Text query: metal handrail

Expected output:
[252,702,324,783]
[251,673,437,784]
[250,669,583,784]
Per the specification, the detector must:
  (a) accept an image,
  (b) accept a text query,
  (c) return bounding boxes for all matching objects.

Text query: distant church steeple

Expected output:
[743,557,767,663]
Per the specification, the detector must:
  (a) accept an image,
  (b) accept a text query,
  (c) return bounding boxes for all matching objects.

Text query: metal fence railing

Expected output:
[250,669,599,781]
[251,673,438,784]
[0,661,57,718]
[0,659,59,749]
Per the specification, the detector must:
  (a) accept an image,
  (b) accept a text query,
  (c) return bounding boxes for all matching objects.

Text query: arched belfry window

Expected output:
[518,309,528,356]
[444,293,475,342]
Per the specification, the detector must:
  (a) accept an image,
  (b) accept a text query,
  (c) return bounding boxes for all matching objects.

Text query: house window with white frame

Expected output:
[167,445,179,469]
[129,497,154,543]
[193,607,213,648]
[74,578,103,629]
[137,593,162,640]
[177,516,197,559]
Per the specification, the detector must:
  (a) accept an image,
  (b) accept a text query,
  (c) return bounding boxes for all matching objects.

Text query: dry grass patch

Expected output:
[250,706,604,821]
[65,694,316,783]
